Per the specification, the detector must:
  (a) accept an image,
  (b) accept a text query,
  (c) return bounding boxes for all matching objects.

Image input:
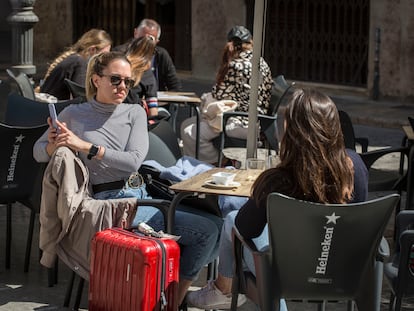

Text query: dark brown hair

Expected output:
[215,40,253,85]
[252,88,354,205]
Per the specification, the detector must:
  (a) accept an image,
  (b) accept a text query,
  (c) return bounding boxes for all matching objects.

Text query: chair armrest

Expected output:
[134,199,175,234]
[377,237,390,262]
[355,137,369,153]
[359,146,409,169]
[222,111,277,134]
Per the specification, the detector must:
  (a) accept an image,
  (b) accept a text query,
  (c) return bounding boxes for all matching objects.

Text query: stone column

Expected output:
[7,0,39,75]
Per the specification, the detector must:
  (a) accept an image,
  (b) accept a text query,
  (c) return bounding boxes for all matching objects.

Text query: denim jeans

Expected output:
[218,211,288,311]
[94,183,222,281]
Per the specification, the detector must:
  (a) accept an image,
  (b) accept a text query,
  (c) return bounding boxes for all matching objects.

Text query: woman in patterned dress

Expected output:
[181,26,273,164]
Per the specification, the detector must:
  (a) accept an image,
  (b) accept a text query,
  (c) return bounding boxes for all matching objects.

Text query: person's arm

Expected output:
[69,55,88,86]
[33,126,53,163]
[157,48,182,91]
[235,198,267,239]
[257,57,273,114]
[346,149,369,202]
[141,70,159,117]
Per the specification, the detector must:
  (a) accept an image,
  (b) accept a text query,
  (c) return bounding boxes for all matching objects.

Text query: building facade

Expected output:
[0,0,412,102]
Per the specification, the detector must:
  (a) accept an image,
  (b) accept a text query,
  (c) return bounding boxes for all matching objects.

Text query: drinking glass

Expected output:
[246,158,265,181]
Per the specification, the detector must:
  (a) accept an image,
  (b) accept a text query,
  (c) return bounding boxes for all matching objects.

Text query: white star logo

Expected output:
[15,134,25,143]
[325,212,340,225]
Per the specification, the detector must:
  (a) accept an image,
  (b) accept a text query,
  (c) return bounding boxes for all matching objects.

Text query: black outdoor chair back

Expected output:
[0,123,49,270]
[339,110,369,153]
[384,210,414,311]
[231,192,399,311]
[5,93,83,126]
[4,93,83,273]
[64,78,86,101]
[6,68,35,100]
[146,119,182,166]
[339,109,409,191]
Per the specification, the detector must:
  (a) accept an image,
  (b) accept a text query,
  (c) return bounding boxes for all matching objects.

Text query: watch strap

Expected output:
[87,144,99,160]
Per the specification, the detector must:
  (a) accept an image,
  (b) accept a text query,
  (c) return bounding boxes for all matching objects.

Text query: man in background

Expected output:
[115,18,182,92]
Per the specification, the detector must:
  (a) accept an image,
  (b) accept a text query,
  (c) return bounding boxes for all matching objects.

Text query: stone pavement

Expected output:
[0,76,414,310]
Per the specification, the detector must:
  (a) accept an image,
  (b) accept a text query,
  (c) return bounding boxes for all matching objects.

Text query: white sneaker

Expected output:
[186,280,247,309]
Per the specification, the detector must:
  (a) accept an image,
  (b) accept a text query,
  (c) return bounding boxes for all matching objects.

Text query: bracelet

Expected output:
[147,97,158,108]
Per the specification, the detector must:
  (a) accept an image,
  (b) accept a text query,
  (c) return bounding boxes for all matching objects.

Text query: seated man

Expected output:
[114,18,182,92]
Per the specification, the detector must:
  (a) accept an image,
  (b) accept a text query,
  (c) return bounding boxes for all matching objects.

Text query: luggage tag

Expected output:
[137,222,181,241]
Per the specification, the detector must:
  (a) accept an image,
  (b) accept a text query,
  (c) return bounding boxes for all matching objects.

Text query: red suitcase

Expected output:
[89,228,180,311]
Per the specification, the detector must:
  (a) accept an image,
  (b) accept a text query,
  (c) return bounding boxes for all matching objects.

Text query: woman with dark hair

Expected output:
[34,51,222,306]
[124,35,160,117]
[181,25,273,164]
[186,88,369,310]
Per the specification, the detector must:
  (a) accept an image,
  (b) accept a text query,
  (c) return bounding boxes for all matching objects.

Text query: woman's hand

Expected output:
[46,117,91,156]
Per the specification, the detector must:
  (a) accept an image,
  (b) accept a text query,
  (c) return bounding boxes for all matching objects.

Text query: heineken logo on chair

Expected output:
[308,212,341,284]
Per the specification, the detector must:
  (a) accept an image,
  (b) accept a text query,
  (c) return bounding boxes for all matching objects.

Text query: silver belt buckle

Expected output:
[128,172,143,188]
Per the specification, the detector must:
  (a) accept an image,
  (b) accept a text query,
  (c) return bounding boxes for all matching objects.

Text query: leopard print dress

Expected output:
[211,50,273,127]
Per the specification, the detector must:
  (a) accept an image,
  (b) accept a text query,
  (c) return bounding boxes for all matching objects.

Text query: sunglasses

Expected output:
[100,74,135,89]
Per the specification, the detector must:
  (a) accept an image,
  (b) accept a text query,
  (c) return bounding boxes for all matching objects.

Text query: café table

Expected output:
[164,167,262,233]
[157,91,202,158]
[402,125,414,210]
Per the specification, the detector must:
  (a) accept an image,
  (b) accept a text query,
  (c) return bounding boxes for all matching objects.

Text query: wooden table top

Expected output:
[169,167,262,197]
[403,125,414,141]
[157,91,201,103]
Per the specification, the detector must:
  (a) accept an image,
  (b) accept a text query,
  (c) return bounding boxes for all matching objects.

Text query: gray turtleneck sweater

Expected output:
[33,99,149,185]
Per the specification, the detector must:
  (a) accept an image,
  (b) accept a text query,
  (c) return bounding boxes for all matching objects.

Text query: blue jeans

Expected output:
[94,184,222,281]
[219,211,288,311]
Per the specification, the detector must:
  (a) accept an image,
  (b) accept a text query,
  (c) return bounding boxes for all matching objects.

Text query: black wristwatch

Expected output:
[87,144,99,160]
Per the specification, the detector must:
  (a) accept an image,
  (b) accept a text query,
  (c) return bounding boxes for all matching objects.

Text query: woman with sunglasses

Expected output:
[33,51,222,306]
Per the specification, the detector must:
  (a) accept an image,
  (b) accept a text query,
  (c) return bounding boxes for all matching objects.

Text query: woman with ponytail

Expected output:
[39,28,112,100]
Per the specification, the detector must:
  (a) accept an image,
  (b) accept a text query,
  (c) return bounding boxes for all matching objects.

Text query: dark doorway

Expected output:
[73,0,191,71]
[247,0,370,87]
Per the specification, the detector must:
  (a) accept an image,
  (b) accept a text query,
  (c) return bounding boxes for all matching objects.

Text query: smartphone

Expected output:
[48,103,59,132]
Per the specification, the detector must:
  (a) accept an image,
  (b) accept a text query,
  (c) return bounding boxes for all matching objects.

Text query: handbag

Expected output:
[139,164,222,217]
[200,92,238,132]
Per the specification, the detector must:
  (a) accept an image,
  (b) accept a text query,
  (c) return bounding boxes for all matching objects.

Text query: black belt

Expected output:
[92,180,125,194]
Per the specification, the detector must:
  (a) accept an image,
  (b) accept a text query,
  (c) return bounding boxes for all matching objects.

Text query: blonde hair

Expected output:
[85,51,130,101]
[126,36,156,85]
[43,29,112,81]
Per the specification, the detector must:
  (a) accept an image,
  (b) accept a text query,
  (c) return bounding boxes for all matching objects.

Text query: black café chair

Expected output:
[384,210,414,311]
[4,93,83,276]
[5,93,83,127]
[339,110,409,215]
[0,123,49,271]
[6,68,36,100]
[64,78,87,101]
[231,192,399,311]
[215,75,295,166]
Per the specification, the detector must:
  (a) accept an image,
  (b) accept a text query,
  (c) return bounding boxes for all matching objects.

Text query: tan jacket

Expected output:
[39,147,138,280]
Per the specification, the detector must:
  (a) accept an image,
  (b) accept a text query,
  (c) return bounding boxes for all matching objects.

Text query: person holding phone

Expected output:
[33,51,222,306]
